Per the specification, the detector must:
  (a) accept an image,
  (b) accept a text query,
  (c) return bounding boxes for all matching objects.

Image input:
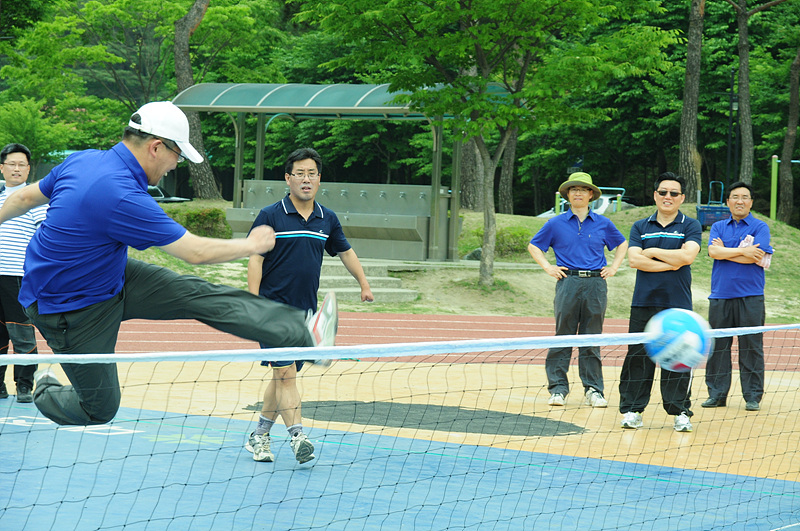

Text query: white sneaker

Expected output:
[585,389,608,408]
[245,431,274,462]
[674,412,693,432]
[290,432,315,464]
[621,412,643,429]
[548,393,565,406]
[306,291,338,347]
[33,367,59,389]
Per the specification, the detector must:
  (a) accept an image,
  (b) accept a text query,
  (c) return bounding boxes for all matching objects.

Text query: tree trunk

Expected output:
[460,137,484,211]
[174,0,222,200]
[498,127,518,214]
[777,46,800,224]
[476,136,496,287]
[678,0,704,202]
[735,0,754,184]
[475,128,514,287]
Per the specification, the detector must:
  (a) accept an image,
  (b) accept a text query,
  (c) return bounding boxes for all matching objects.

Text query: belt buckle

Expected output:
[579,270,590,278]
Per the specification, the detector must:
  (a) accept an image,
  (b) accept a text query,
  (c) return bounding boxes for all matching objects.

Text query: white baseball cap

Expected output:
[128,101,203,163]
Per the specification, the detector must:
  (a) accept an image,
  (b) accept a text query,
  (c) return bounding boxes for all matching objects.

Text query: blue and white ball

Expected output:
[644,309,712,372]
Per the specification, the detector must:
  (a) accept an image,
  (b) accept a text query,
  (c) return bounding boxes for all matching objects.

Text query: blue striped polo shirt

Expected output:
[629,212,702,310]
[249,195,351,312]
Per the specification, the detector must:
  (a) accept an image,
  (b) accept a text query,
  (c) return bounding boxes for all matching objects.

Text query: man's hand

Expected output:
[247,224,276,255]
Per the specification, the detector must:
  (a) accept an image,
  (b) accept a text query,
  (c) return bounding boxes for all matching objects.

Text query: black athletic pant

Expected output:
[706,296,765,403]
[27,259,313,426]
[618,306,693,417]
[0,275,38,390]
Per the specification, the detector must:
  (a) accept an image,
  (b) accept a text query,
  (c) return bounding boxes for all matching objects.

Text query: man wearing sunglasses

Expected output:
[0,102,337,426]
[619,172,702,432]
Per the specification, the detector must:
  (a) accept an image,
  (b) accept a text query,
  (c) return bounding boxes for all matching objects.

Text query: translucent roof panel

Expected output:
[172,83,431,121]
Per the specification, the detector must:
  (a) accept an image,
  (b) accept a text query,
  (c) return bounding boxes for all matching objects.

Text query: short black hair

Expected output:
[0,143,32,164]
[284,147,322,175]
[726,181,754,200]
[655,172,685,193]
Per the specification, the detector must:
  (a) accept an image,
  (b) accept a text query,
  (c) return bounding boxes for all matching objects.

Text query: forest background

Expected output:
[0,1,798,276]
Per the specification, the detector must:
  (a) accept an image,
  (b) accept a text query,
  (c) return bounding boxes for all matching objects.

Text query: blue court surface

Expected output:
[2,399,799,530]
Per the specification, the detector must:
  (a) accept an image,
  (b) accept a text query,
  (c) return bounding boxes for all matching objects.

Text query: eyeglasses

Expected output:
[1,162,29,169]
[159,138,185,163]
[656,190,682,197]
[289,172,319,180]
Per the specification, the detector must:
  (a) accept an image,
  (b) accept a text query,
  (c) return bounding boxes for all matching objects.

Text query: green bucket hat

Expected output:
[558,172,601,201]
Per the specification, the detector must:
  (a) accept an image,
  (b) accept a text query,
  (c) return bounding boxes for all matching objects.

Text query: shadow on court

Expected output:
[247,400,586,437]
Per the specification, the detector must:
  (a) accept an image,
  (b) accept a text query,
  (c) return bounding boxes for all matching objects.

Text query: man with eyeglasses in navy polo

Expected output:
[528,172,628,409]
[244,147,373,465]
[619,172,702,433]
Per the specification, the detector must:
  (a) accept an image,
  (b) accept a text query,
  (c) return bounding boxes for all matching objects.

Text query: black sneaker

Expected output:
[0,382,7,399]
[16,385,33,403]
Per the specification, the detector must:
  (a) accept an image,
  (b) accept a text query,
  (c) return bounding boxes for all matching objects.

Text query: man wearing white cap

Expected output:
[528,172,628,408]
[0,101,338,426]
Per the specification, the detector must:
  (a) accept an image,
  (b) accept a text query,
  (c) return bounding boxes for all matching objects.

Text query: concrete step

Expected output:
[321,263,389,277]
[317,287,419,303]
[320,276,402,289]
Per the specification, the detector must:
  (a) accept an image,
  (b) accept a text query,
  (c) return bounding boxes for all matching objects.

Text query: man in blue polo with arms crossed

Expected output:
[528,172,627,408]
[702,181,773,412]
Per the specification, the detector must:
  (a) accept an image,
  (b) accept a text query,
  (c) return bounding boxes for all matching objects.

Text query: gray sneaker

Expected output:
[16,385,33,403]
[290,432,315,464]
[245,431,275,462]
[306,291,338,347]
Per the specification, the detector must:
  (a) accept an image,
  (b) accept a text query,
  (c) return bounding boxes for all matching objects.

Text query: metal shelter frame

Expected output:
[172,83,461,261]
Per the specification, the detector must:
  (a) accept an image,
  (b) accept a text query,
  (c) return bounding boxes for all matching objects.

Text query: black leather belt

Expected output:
[564,270,602,277]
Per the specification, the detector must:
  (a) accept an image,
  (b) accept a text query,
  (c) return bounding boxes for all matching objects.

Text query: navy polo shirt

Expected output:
[708,213,772,299]
[529,209,626,270]
[249,195,351,312]
[19,143,186,313]
[629,212,702,310]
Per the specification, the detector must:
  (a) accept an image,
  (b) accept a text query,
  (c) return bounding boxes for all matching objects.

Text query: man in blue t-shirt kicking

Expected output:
[0,102,338,426]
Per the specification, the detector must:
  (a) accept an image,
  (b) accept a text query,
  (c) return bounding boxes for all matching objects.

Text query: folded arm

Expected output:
[708,237,765,264]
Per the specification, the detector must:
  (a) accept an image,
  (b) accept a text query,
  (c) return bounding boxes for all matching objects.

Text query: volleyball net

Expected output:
[2,322,800,530]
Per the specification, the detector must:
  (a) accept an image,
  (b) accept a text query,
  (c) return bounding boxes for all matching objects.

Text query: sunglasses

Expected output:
[656,190,682,197]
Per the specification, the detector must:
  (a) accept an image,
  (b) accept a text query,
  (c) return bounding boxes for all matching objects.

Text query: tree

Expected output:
[0,98,73,174]
[777,46,800,223]
[498,127,518,214]
[174,0,221,199]
[723,0,790,184]
[298,0,676,285]
[678,0,705,202]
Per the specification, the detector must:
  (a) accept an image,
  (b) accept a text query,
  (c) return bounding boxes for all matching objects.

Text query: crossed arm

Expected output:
[708,237,765,264]
[628,241,701,272]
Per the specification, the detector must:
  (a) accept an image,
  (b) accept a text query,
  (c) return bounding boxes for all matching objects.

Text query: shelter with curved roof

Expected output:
[173,83,461,261]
